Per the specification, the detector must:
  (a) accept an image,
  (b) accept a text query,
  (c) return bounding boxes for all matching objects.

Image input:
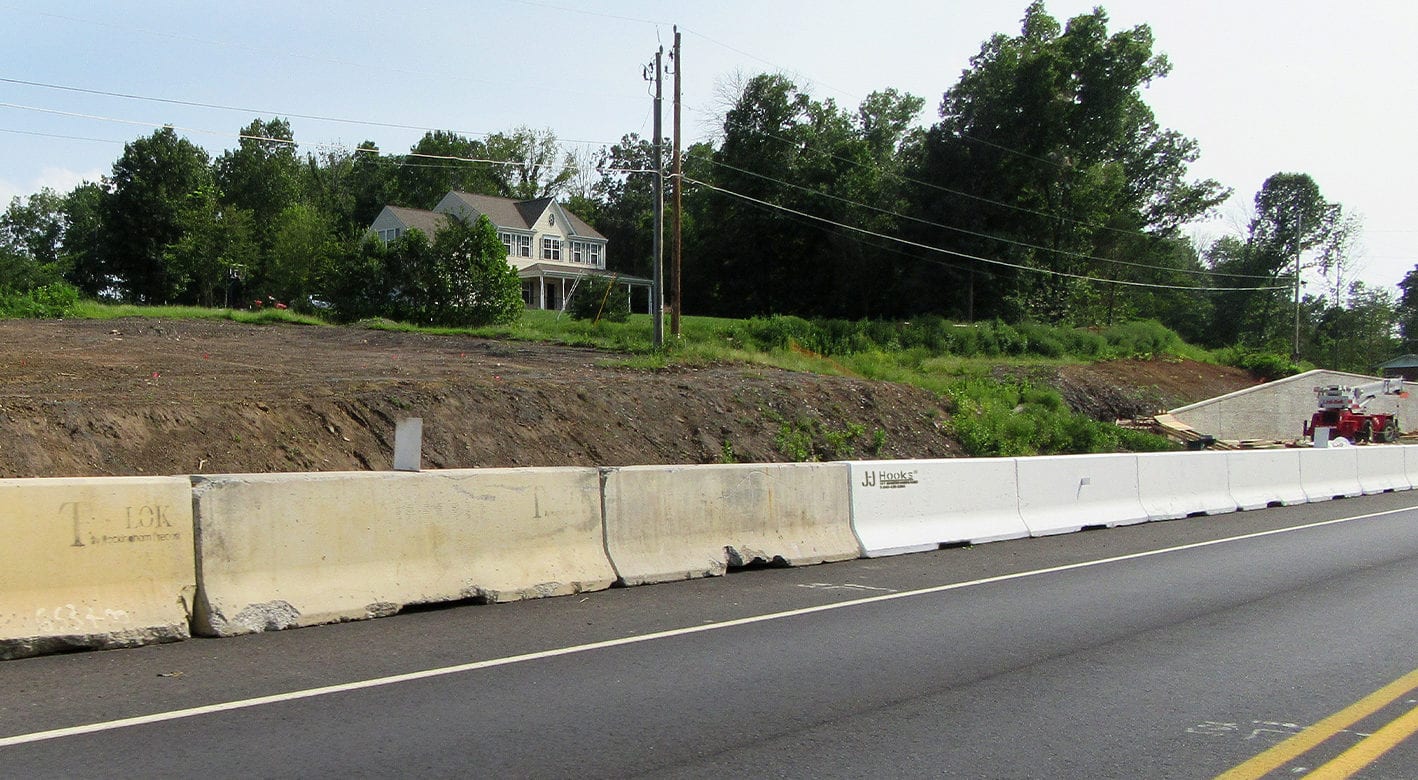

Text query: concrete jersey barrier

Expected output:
[1355,445,1412,494]
[846,459,1028,557]
[0,477,195,660]
[602,463,860,585]
[1225,449,1306,510]
[1136,451,1238,521]
[1016,454,1146,536]
[1297,447,1363,501]
[190,468,614,636]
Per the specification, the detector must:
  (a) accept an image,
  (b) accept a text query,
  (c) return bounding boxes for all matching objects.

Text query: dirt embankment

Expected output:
[0,318,1259,478]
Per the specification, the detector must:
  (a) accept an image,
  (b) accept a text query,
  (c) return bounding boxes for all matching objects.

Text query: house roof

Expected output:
[1377,354,1418,370]
[442,191,605,240]
[383,206,449,238]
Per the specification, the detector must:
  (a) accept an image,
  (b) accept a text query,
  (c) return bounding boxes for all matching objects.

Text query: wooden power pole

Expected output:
[671,27,683,337]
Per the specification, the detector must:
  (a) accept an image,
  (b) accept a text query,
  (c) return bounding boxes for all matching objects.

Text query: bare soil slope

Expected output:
[0,318,1258,478]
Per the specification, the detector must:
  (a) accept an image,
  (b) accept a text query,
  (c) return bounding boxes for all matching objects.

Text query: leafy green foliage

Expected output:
[0,282,80,318]
[945,376,1176,457]
[566,274,631,322]
[103,127,214,303]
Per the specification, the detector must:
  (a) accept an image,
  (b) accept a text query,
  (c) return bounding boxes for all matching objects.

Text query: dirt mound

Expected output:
[0,318,962,478]
[995,359,1260,422]
[0,318,1259,478]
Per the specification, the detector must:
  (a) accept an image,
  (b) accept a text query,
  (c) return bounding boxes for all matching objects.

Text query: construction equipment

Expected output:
[1303,379,1407,444]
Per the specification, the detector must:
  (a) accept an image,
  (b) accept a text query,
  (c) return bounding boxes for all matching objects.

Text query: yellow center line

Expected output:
[1215,667,1418,780]
[1303,702,1418,779]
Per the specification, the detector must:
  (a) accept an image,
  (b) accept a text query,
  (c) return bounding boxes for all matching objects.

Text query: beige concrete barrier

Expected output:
[602,463,860,585]
[0,477,195,660]
[191,468,614,636]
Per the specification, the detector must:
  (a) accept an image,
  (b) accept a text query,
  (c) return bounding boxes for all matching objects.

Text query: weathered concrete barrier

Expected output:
[1225,449,1306,510]
[846,459,1028,557]
[1355,445,1412,494]
[602,463,860,585]
[1298,446,1362,502]
[0,477,195,660]
[1136,451,1238,521]
[190,468,614,636]
[1016,454,1146,536]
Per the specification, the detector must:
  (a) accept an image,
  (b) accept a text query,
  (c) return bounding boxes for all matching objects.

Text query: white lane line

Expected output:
[3,505,1414,748]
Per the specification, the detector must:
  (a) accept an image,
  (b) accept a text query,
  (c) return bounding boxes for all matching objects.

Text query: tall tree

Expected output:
[103,127,213,303]
[60,182,109,297]
[0,189,66,291]
[485,126,576,200]
[396,130,499,207]
[215,118,301,227]
[1206,172,1353,349]
[908,1,1227,324]
[164,185,256,307]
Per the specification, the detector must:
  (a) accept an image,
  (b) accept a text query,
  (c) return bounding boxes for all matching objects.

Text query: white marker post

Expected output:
[394,418,423,471]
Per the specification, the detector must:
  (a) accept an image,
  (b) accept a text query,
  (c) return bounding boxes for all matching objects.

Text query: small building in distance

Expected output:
[1375,354,1418,382]
[369,190,651,312]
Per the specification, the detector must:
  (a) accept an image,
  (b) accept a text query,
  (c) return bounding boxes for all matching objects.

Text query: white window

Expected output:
[499,231,514,255]
[542,237,562,261]
[589,244,601,267]
[516,235,531,257]
[572,243,583,263]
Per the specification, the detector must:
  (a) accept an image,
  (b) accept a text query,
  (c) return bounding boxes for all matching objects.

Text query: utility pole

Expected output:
[646,47,665,348]
[1293,208,1303,363]
[671,27,683,337]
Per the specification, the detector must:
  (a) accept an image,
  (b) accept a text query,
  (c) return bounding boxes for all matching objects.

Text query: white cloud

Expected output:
[0,167,104,205]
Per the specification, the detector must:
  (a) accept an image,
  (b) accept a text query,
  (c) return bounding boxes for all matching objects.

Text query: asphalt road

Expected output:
[5,492,1418,778]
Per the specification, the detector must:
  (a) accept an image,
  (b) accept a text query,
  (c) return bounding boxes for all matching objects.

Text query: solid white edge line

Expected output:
[2,505,1414,748]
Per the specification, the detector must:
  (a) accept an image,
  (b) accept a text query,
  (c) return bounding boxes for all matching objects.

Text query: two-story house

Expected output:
[369,191,650,312]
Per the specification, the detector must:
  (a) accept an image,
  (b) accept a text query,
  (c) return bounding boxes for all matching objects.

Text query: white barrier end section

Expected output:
[1136,451,1238,521]
[1356,445,1412,494]
[602,463,860,585]
[1224,449,1306,510]
[845,459,1027,558]
[0,477,195,660]
[1016,454,1145,536]
[190,468,614,637]
[1298,447,1362,502]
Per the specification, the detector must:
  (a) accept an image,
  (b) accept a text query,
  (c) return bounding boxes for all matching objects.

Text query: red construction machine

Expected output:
[1303,378,1407,444]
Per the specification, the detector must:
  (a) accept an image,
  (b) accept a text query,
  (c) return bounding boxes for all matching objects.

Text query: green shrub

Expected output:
[566,275,631,322]
[1216,348,1301,380]
[0,282,81,318]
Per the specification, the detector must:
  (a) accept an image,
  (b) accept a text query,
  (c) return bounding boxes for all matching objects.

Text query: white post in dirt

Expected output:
[394,417,423,472]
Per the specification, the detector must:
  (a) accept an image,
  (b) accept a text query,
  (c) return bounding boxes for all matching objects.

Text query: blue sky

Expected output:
[2,1,1415,295]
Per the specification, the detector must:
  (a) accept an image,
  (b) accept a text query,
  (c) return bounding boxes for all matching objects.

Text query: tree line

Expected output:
[1,1,1413,368]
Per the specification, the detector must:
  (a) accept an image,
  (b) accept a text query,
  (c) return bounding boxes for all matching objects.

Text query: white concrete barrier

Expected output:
[1015,454,1146,536]
[845,459,1027,557]
[1405,446,1418,492]
[1355,445,1411,494]
[0,477,195,660]
[1298,447,1363,502]
[1225,449,1306,510]
[602,463,860,585]
[1136,451,1238,521]
[190,468,614,636]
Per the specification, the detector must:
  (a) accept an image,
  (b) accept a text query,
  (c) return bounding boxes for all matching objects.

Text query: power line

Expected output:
[690,153,1279,281]
[684,175,1289,293]
[0,101,652,177]
[0,76,623,149]
[683,100,1215,247]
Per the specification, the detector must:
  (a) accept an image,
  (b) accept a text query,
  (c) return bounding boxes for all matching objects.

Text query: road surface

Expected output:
[4,491,1418,778]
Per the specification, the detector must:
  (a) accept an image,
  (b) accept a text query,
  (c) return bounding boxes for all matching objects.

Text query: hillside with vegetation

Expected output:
[0,3,1404,473]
